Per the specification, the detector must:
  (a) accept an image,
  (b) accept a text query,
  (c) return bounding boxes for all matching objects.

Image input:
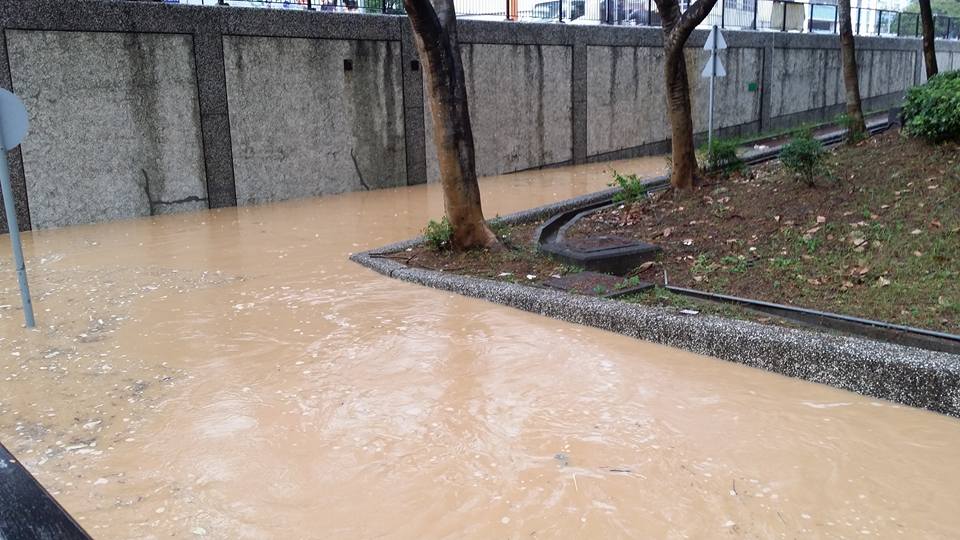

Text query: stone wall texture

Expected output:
[224,36,406,206]
[424,43,573,181]
[7,30,207,228]
[1,0,959,230]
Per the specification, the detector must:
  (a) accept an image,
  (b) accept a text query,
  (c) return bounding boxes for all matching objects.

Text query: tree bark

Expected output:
[664,46,696,189]
[919,0,939,78]
[653,0,720,190]
[838,0,866,137]
[404,0,497,250]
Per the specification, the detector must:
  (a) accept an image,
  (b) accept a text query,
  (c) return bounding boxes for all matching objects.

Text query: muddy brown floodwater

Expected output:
[2,156,960,539]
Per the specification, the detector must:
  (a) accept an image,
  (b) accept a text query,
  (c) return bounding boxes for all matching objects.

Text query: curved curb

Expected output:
[350,193,960,418]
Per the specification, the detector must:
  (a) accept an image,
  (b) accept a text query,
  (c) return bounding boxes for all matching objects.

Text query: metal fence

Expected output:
[141,0,960,39]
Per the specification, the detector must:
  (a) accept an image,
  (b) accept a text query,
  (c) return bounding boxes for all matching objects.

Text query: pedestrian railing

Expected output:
[136,0,960,40]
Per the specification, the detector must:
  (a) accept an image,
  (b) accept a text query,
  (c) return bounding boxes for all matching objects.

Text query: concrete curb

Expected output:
[351,192,960,418]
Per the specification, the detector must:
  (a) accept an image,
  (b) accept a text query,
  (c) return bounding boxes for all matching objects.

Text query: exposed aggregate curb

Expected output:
[350,188,960,418]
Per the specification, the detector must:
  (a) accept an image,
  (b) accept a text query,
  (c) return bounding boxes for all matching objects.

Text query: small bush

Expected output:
[902,71,960,143]
[835,112,866,143]
[423,216,453,250]
[610,171,648,203]
[779,131,827,186]
[700,138,743,173]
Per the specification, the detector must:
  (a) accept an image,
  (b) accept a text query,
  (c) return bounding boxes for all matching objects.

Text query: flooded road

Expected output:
[2,156,960,539]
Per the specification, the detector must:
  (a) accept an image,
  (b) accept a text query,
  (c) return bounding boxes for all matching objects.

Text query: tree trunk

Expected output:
[838,0,866,137]
[664,46,696,190]
[919,0,939,78]
[404,0,497,250]
[653,0,720,191]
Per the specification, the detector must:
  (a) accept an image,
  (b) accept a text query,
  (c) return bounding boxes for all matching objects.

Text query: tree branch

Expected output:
[403,0,443,41]
[676,0,720,44]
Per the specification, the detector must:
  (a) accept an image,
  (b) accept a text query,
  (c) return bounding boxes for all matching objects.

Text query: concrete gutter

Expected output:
[350,191,960,418]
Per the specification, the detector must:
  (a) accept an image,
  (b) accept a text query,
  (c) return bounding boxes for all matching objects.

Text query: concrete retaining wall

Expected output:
[424,43,573,182]
[224,36,406,205]
[7,30,207,229]
[1,0,959,231]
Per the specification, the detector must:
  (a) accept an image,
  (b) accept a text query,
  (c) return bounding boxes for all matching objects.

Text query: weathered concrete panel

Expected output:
[586,46,762,157]
[688,47,763,133]
[771,48,831,117]
[865,49,914,97]
[772,47,915,117]
[7,30,207,229]
[224,36,405,205]
[424,44,573,183]
[586,46,664,157]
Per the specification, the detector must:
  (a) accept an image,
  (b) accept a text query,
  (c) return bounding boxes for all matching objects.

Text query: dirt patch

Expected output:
[403,130,959,333]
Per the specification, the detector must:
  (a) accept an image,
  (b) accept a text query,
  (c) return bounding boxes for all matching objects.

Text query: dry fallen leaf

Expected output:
[930,220,942,229]
[816,215,826,224]
[876,276,891,287]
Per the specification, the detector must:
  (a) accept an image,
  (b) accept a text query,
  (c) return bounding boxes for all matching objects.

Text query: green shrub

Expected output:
[610,171,648,203]
[902,71,960,143]
[700,138,743,173]
[779,131,827,186]
[423,216,453,250]
[835,112,866,143]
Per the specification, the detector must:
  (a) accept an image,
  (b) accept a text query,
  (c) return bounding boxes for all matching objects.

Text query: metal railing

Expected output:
[138,0,960,39]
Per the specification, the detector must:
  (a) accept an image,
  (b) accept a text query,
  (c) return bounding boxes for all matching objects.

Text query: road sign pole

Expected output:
[708,25,717,151]
[0,147,34,328]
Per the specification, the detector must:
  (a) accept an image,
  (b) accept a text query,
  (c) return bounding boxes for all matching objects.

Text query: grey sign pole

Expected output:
[0,88,35,328]
[708,30,716,150]
[702,25,727,151]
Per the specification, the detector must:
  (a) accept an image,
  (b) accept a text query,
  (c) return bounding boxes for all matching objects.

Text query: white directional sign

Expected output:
[0,89,28,150]
[702,26,726,152]
[701,58,726,78]
[703,26,727,51]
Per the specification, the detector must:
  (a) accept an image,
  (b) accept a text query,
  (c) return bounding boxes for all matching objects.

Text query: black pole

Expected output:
[856,6,861,35]
[945,17,952,38]
[721,0,725,28]
[306,0,314,10]
[834,5,839,34]
[782,2,787,32]
[559,0,563,22]
[647,0,652,26]
[877,9,882,35]
[915,12,919,36]
[896,12,901,35]
[752,0,757,29]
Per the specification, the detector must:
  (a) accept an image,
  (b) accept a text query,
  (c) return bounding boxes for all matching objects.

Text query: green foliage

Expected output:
[779,131,827,186]
[423,216,453,250]
[610,171,648,203]
[700,138,744,173]
[902,71,960,143]
[691,254,718,275]
[835,113,866,143]
[720,255,748,273]
[489,216,511,240]
[593,284,608,295]
[614,276,643,290]
[904,0,960,17]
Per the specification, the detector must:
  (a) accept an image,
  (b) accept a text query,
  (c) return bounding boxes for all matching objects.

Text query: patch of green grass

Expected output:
[691,254,718,275]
